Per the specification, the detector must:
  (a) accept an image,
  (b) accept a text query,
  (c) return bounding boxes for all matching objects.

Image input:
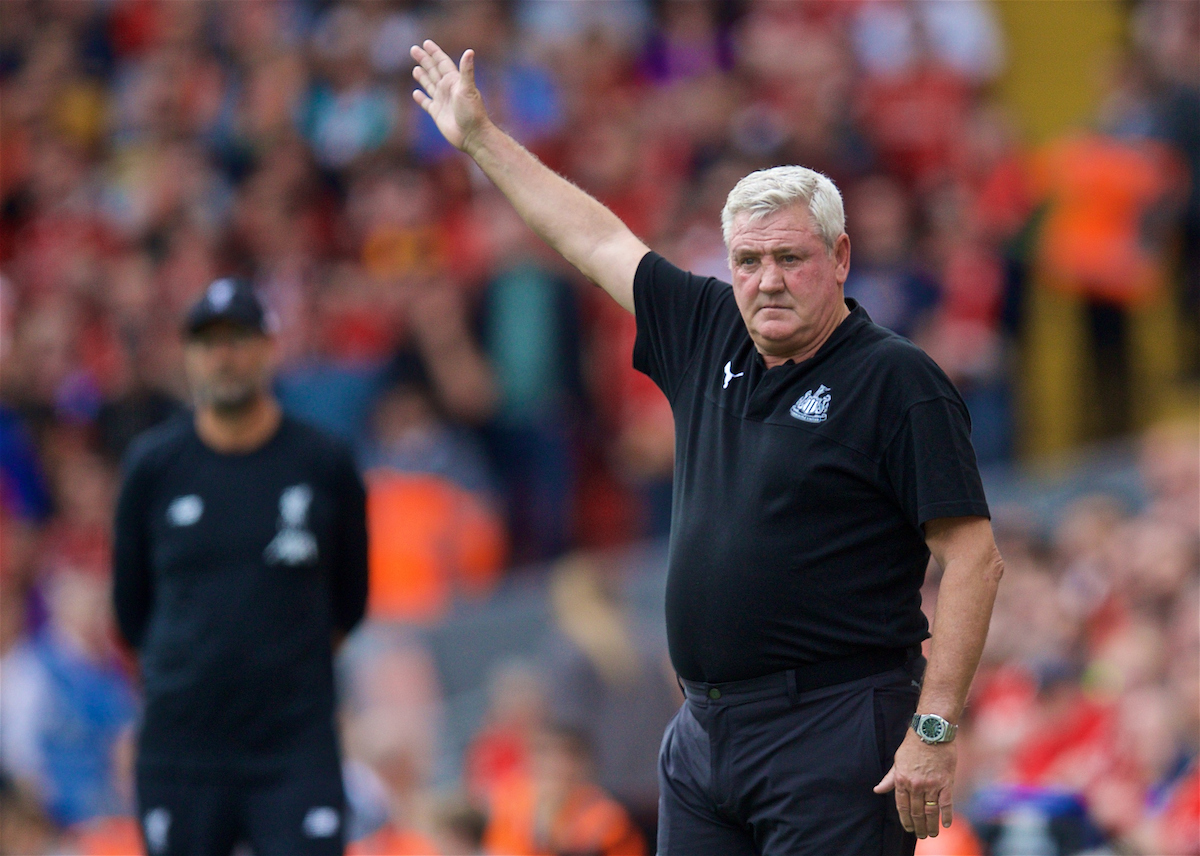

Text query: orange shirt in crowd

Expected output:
[1033,133,1184,306]
[69,815,144,855]
[913,817,985,856]
[349,824,442,856]
[484,774,645,856]
[366,471,507,623]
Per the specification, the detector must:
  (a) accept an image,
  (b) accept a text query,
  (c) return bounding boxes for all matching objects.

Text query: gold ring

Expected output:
[925,801,939,806]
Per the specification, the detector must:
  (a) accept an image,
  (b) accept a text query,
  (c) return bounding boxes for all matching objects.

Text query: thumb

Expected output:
[460,49,476,90]
[873,764,896,794]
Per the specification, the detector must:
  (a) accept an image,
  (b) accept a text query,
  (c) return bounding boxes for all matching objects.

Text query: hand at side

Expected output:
[874,727,956,838]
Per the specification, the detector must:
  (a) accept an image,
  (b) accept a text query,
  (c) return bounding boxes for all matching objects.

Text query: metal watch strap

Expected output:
[911,713,957,744]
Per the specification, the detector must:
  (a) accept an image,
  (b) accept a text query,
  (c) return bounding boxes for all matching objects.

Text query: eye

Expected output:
[737,256,758,268]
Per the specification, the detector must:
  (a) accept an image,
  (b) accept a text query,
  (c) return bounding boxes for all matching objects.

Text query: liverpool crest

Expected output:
[790,385,831,423]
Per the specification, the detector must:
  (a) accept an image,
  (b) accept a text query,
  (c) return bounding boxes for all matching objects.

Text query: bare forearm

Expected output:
[464,122,645,311]
[918,547,1003,722]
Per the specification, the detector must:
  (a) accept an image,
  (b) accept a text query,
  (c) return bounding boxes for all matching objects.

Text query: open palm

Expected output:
[410,40,487,153]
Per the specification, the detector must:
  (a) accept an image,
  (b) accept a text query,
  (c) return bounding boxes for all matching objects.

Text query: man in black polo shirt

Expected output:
[410,41,1004,855]
[112,279,368,855]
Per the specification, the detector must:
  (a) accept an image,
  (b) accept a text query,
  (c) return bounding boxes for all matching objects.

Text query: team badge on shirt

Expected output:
[264,484,318,566]
[790,385,832,423]
[722,361,745,389]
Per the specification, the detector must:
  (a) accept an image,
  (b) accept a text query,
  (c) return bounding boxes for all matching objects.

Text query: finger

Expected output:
[424,39,458,78]
[411,44,441,85]
[910,797,930,839]
[460,49,476,90]
[872,765,895,794]
[923,794,941,837]
[412,64,435,96]
[894,788,913,834]
[939,790,954,829]
[412,89,431,111]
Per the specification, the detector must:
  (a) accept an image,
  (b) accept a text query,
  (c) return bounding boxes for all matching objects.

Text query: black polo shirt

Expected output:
[632,252,989,683]
[112,414,368,778]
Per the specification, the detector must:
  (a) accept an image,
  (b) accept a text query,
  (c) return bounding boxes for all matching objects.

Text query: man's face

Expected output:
[728,204,851,362]
[183,321,276,413]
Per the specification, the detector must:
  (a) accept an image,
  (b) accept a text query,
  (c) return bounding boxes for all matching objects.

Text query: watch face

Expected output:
[919,716,945,741]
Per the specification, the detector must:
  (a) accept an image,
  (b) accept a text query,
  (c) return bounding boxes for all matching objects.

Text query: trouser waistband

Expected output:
[680,646,921,704]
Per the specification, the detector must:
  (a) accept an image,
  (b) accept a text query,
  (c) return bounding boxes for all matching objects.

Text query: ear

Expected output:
[833,233,851,286]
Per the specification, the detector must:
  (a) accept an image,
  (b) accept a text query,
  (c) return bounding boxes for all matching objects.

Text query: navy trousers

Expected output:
[658,661,922,856]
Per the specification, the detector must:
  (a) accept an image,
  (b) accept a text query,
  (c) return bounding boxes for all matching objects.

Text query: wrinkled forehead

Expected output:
[727,204,823,252]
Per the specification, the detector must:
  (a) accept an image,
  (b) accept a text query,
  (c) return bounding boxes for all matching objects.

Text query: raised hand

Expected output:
[410,40,489,153]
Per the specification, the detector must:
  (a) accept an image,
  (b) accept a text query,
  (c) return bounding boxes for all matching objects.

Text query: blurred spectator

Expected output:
[424,0,565,154]
[40,451,116,587]
[640,0,733,87]
[1028,46,1189,442]
[1132,0,1200,378]
[1139,419,1200,532]
[477,194,585,564]
[516,0,651,58]
[304,5,401,171]
[732,3,866,181]
[363,352,507,624]
[0,567,136,827]
[852,0,1005,86]
[852,0,992,190]
[464,659,548,806]
[340,629,445,846]
[543,554,680,844]
[482,722,646,856]
[346,709,442,856]
[842,174,941,339]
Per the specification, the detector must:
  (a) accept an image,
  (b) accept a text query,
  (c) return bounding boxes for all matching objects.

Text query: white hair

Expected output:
[721,165,846,251]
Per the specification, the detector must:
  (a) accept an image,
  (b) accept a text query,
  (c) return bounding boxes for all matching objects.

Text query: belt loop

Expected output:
[786,668,798,704]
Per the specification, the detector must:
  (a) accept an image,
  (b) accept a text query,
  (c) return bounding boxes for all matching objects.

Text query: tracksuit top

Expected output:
[112,414,368,778]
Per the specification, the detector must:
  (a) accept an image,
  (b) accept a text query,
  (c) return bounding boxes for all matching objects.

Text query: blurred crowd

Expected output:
[0,0,1196,853]
[918,421,1200,856]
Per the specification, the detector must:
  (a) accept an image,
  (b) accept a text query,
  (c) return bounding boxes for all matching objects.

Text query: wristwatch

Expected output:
[911,713,957,744]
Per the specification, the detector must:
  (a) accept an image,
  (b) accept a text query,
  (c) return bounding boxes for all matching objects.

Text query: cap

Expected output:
[184,278,271,336]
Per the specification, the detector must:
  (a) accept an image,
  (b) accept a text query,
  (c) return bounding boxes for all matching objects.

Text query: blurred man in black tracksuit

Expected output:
[113,279,368,856]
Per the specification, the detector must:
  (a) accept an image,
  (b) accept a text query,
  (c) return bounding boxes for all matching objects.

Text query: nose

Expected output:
[759,258,785,292]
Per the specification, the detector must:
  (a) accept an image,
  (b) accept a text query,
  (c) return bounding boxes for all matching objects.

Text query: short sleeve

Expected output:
[632,252,729,402]
[883,396,990,529]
